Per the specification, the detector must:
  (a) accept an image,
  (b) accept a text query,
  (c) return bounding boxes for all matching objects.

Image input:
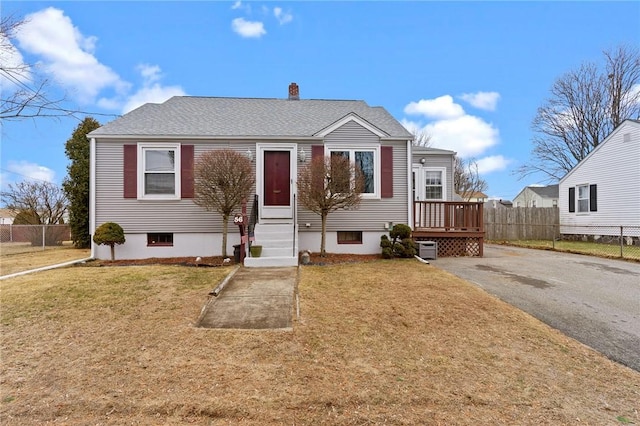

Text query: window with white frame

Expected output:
[424,169,443,200]
[577,184,589,212]
[326,145,379,198]
[138,144,180,199]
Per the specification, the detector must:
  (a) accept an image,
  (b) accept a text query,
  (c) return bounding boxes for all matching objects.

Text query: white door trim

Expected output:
[256,143,297,220]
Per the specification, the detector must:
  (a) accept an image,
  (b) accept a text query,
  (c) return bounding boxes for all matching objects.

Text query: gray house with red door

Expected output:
[88,83,434,266]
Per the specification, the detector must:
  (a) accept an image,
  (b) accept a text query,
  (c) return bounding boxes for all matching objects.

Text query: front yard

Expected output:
[1,260,638,424]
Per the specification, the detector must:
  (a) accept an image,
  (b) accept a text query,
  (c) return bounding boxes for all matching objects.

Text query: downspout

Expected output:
[90,137,96,259]
[407,139,413,229]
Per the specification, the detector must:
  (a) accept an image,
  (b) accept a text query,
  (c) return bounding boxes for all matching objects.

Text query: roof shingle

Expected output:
[90,96,413,138]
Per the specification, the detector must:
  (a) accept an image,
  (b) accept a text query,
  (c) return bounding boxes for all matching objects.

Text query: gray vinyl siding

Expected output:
[297,121,410,232]
[559,121,640,230]
[95,138,258,233]
[411,152,454,201]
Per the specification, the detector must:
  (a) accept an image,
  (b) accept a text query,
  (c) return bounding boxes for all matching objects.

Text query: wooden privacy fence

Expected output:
[484,207,559,240]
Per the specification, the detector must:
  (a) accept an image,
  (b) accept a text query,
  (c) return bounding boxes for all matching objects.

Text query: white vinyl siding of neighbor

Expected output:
[559,120,640,235]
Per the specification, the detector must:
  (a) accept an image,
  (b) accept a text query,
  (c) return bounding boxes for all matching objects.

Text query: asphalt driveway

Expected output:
[431,244,640,372]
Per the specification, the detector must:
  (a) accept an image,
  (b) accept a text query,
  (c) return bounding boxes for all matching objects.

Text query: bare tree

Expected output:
[194,149,255,258]
[454,156,488,201]
[412,129,432,147]
[1,180,68,246]
[1,180,67,224]
[297,154,364,256]
[1,15,63,120]
[518,45,640,181]
[1,15,116,121]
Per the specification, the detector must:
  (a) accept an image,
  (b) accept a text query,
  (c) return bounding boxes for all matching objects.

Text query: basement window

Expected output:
[337,231,363,244]
[147,233,174,247]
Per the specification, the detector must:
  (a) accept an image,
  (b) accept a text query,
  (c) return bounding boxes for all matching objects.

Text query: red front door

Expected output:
[264,151,290,206]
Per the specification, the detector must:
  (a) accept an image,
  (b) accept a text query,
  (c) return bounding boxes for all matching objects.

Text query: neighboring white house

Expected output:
[459,191,488,203]
[559,119,640,239]
[484,198,513,209]
[0,208,15,225]
[513,184,559,208]
[88,84,461,264]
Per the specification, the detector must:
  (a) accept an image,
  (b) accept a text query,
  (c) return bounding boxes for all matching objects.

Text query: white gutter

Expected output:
[90,137,96,259]
[0,257,94,281]
[407,139,413,228]
[88,134,325,141]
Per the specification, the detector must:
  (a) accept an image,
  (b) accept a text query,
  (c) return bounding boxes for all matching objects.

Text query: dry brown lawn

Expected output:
[0,244,90,276]
[1,260,639,425]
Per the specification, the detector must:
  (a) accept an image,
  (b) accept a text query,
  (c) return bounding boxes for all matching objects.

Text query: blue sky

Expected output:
[2,1,639,201]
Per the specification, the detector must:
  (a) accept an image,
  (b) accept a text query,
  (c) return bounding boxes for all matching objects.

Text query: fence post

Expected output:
[42,225,46,251]
[620,226,624,258]
[552,224,556,249]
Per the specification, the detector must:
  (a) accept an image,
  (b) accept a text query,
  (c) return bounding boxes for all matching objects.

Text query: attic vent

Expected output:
[288,82,299,100]
[623,133,631,143]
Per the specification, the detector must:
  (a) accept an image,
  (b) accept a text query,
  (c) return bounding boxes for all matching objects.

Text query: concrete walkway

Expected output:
[197,267,297,330]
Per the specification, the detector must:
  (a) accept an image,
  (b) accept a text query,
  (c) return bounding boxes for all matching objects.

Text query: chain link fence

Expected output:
[0,224,72,255]
[485,222,640,261]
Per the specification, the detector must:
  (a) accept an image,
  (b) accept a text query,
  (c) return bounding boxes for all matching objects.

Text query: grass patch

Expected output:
[1,261,639,424]
[0,244,91,276]
[491,239,640,261]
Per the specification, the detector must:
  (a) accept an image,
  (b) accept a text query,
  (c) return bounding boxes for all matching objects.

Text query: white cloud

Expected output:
[475,155,511,174]
[403,94,502,159]
[459,91,500,111]
[231,18,266,38]
[119,64,186,113]
[15,7,127,104]
[274,7,293,25]
[4,161,56,184]
[231,1,242,9]
[404,95,465,120]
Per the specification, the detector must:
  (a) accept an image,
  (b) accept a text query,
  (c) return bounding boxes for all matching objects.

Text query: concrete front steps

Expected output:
[244,223,298,267]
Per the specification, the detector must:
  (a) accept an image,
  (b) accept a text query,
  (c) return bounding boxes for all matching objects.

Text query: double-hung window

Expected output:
[326,145,380,198]
[577,184,589,213]
[138,143,181,200]
[424,170,443,200]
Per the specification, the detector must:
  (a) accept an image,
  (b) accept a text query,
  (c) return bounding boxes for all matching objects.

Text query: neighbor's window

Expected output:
[337,231,363,244]
[147,233,173,246]
[327,145,379,197]
[577,184,589,212]
[424,170,443,200]
[139,143,180,199]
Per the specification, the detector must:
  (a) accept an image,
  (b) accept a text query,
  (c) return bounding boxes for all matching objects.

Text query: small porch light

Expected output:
[298,147,307,162]
[420,157,426,165]
[245,148,253,162]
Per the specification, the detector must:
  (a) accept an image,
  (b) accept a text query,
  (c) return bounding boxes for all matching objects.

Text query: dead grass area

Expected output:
[1,260,639,425]
[0,246,90,276]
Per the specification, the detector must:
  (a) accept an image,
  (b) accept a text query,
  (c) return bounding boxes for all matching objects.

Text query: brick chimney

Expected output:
[288,82,299,100]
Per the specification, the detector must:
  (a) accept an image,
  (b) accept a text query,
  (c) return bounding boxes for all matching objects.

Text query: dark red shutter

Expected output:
[381,146,393,198]
[123,145,137,199]
[589,184,597,212]
[311,145,324,191]
[311,145,324,161]
[181,145,194,199]
[568,187,575,212]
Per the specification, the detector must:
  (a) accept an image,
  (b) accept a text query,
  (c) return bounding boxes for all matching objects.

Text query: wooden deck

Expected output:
[413,201,485,257]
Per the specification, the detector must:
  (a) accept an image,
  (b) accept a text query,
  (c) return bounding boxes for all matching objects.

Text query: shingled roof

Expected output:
[528,184,559,199]
[90,96,413,139]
